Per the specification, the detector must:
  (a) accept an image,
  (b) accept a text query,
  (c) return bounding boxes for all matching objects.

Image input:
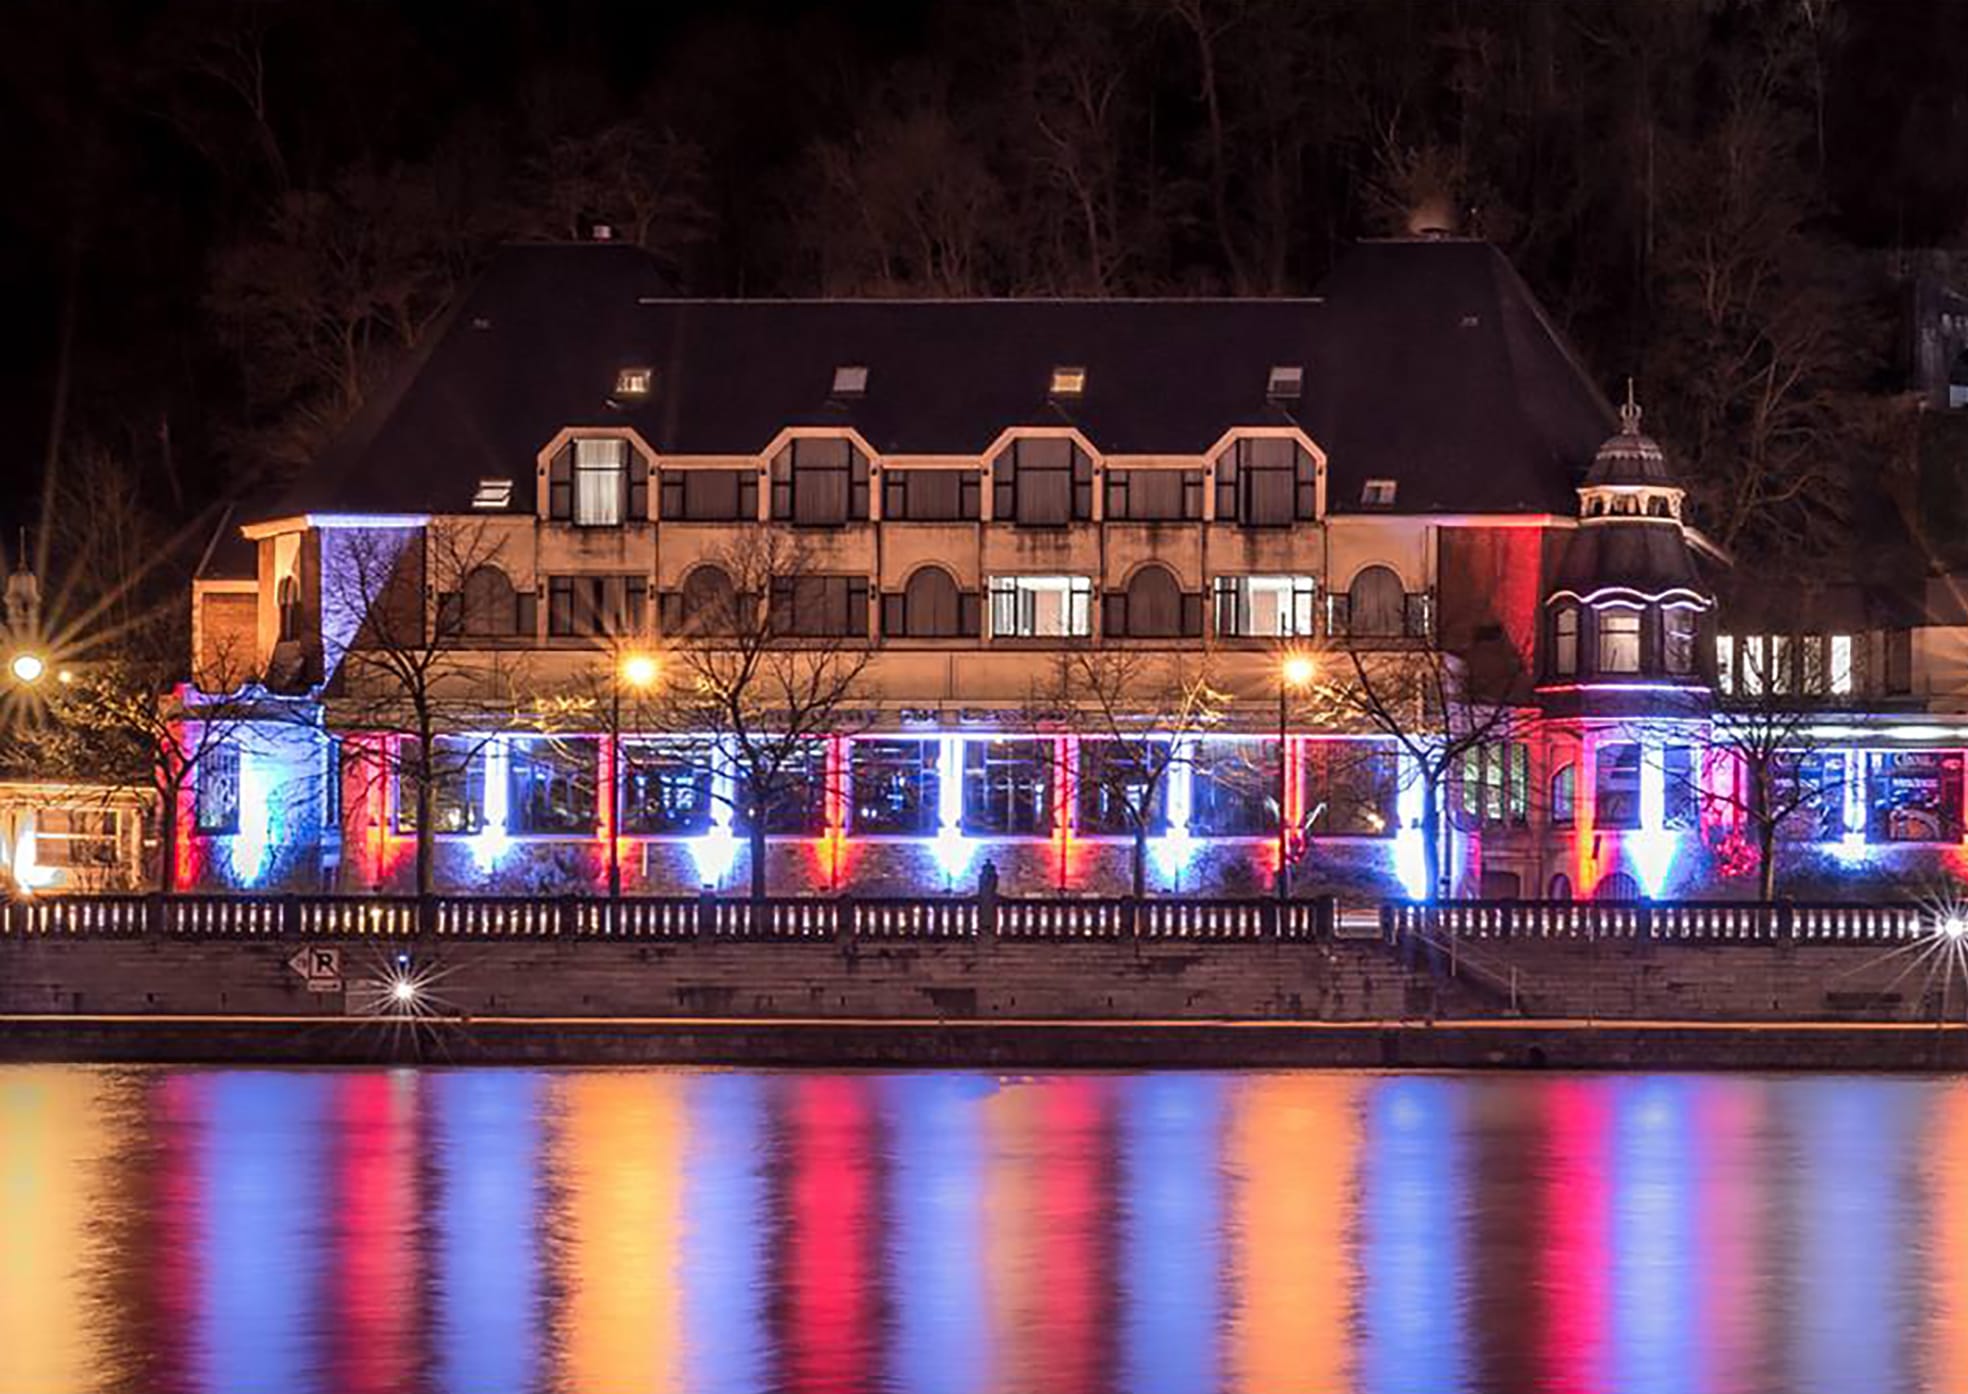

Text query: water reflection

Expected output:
[13,1066,1968,1392]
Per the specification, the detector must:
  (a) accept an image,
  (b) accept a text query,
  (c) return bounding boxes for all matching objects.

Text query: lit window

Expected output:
[988,575,1093,638]
[195,746,241,835]
[1801,634,1826,693]
[1830,634,1855,695]
[1663,606,1698,675]
[962,739,1053,834]
[1594,742,1642,829]
[1360,479,1398,507]
[614,366,652,398]
[1598,607,1642,674]
[1716,635,1735,695]
[618,739,713,835]
[1771,634,1795,693]
[1551,763,1576,826]
[472,478,514,510]
[396,736,487,834]
[1189,739,1280,837]
[573,438,627,525]
[1740,635,1768,695]
[831,364,868,397]
[1077,740,1172,835]
[1266,365,1303,401]
[1867,751,1965,843]
[850,739,940,835]
[1212,575,1316,638]
[1554,605,1579,677]
[276,575,302,643]
[1049,365,1087,398]
[507,737,598,835]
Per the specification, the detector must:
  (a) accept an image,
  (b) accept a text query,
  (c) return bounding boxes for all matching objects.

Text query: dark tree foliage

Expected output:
[2,0,1962,670]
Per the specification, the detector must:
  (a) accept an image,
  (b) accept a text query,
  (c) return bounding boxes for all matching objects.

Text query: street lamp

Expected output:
[1278,652,1316,905]
[609,649,660,900]
[9,651,46,685]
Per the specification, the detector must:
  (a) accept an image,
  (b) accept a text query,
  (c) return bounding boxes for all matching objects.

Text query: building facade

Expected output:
[173,237,1966,903]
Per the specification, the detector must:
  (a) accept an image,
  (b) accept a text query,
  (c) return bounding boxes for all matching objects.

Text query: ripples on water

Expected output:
[0,1066,1955,1394]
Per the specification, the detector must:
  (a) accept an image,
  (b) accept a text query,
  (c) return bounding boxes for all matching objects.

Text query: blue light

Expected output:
[692,744,739,887]
[682,1074,769,1394]
[1154,747,1197,882]
[932,735,972,883]
[883,1076,986,1394]
[1394,748,1429,900]
[228,748,275,887]
[1627,830,1681,898]
[434,1071,541,1394]
[1361,1077,1467,1394]
[469,736,511,872]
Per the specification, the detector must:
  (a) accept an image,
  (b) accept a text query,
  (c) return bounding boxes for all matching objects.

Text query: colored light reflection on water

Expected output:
[15,1068,1968,1392]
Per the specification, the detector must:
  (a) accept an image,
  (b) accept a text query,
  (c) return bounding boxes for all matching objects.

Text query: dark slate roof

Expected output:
[261,237,1616,523]
[1584,422,1677,488]
[1550,522,1708,603]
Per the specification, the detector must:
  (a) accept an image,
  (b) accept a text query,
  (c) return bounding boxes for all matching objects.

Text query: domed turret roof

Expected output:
[1584,383,1677,489]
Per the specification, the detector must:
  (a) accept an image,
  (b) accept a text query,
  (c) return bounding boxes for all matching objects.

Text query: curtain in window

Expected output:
[903,568,962,636]
[574,439,625,525]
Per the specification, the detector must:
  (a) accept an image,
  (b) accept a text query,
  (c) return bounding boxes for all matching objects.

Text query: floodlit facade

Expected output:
[173,237,1964,902]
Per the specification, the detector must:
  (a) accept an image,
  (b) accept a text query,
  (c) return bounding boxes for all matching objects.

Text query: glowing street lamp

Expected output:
[1278,652,1316,905]
[9,651,46,685]
[610,650,661,899]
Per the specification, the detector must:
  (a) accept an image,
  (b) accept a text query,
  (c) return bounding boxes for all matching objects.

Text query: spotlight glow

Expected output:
[9,652,45,684]
[1942,916,1967,942]
[390,976,419,1004]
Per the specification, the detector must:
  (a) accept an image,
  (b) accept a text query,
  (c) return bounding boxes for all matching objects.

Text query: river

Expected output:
[0,1065,1958,1393]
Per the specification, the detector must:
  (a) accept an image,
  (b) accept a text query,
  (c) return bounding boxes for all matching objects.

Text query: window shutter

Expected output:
[1183,471,1204,520]
[1294,448,1317,520]
[958,591,981,637]
[1214,454,1238,521]
[1181,592,1203,637]
[847,578,869,636]
[516,590,538,637]
[1102,592,1128,639]
[882,592,907,636]
[770,450,793,521]
[1072,449,1094,521]
[548,444,574,520]
[850,452,871,520]
[993,458,1016,521]
[659,473,684,520]
[627,450,650,521]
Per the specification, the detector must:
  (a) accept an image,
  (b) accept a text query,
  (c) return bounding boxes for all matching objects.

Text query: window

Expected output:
[1867,751,1964,843]
[883,567,979,638]
[989,576,1092,638]
[196,746,241,834]
[1594,742,1642,829]
[851,740,940,835]
[831,364,868,398]
[1830,635,1855,696]
[1663,607,1698,676]
[1548,872,1573,900]
[1456,742,1529,828]
[472,478,514,510]
[1771,634,1795,694]
[1772,750,1846,840]
[574,438,627,526]
[1049,366,1086,398]
[1554,605,1580,677]
[619,739,713,835]
[33,809,121,868]
[771,438,869,526]
[1716,635,1735,695]
[735,742,827,835]
[1105,565,1197,639]
[994,438,1092,525]
[397,736,486,834]
[1190,739,1279,836]
[1266,365,1303,401]
[276,575,302,643]
[508,737,598,835]
[1076,741,1171,835]
[882,469,979,521]
[1598,607,1642,674]
[1104,469,1202,522]
[1338,566,1405,639]
[1360,479,1398,507]
[1663,744,1697,829]
[770,575,869,638]
[664,565,744,636]
[1596,872,1641,902]
[1216,438,1315,526]
[962,739,1052,834]
[1312,743,1399,836]
[614,366,652,398]
[448,564,522,638]
[1551,762,1576,826]
[1213,575,1316,638]
[1740,635,1769,695]
[660,469,758,521]
[548,575,648,638]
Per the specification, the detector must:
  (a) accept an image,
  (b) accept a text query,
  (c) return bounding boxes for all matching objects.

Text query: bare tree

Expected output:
[324,521,530,901]
[652,532,872,901]
[1033,647,1226,901]
[1310,643,1528,901]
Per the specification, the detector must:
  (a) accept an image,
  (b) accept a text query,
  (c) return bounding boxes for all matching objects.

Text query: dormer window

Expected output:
[1361,478,1398,507]
[574,439,627,525]
[614,366,652,399]
[1664,606,1698,675]
[1267,365,1303,401]
[831,365,868,398]
[1049,365,1087,399]
[1553,604,1579,676]
[472,478,514,510]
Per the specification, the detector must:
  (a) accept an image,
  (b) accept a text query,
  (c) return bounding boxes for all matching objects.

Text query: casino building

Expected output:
[172,235,1964,902]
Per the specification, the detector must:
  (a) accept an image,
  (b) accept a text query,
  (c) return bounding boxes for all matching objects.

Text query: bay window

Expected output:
[1598,607,1642,674]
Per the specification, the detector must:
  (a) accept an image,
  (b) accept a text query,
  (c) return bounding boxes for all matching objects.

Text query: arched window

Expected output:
[1553,605,1579,676]
[459,564,517,637]
[1647,496,1670,518]
[1346,565,1405,638]
[1547,872,1573,901]
[1595,871,1640,902]
[1119,564,1182,637]
[276,575,301,643]
[1551,763,1576,826]
[897,566,963,637]
[680,565,740,634]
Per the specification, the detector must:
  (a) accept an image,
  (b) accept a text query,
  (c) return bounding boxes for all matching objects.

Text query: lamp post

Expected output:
[1277,653,1315,905]
[9,651,47,685]
[609,649,660,900]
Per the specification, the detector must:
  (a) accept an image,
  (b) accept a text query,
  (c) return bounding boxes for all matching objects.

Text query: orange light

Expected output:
[1281,654,1315,688]
[619,652,659,690]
